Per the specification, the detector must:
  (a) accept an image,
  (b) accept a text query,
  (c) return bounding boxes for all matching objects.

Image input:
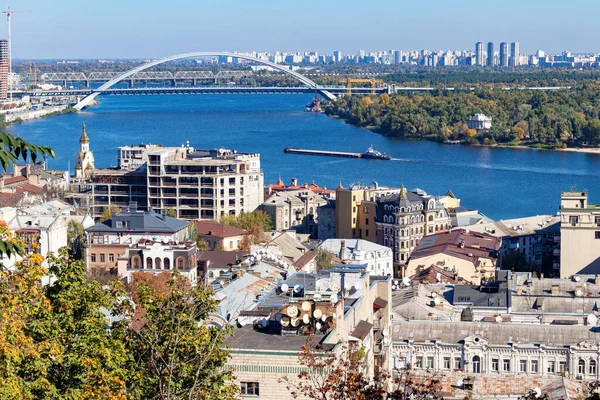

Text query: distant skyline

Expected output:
[4,0,599,59]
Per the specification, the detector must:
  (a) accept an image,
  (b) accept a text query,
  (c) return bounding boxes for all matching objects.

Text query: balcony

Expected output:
[161,193,177,198]
[161,182,177,187]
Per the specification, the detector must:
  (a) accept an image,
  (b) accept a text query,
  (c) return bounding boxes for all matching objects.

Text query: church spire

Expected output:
[79,123,90,144]
[399,182,407,199]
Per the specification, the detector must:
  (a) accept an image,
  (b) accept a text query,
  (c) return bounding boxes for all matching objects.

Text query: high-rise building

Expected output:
[475,42,484,66]
[393,50,401,64]
[486,42,495,67]
[333,50,342,63]
[0,40,8,100]
[499,42,509,67]
[510,42,520,67]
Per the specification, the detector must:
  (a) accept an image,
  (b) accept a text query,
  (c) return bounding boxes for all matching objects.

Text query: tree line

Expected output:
[325,85,600,149]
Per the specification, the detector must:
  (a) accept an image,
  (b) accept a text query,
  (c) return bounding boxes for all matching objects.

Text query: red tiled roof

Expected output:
[15,183,44,195]
[293,250,317,271]
[409,265,468,285]
[197,251,249,268]
[3,176,27,185]
[410,229,501,264]
[195,221,247,238]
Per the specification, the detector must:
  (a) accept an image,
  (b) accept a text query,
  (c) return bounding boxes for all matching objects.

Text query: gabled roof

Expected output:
[195,221,247,238]
[410,229,501,263]
[267,232,308,262]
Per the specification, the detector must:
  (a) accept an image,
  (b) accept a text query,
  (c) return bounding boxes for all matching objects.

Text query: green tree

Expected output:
[67,219,85,259]
[118,272,237,399]
[219,210,273,247]
[100,206,122,222]
[501,250,532,272]
[315,248,335,271]
[165,207,177,218]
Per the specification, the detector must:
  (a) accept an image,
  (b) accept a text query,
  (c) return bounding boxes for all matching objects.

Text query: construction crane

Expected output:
[29,61,36,87]
[341,78,383,96]
[2,6,31,100]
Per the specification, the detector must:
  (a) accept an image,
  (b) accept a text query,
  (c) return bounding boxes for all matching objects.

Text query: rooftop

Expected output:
[195,221,247,238]
[410,229,501,263]
[463,215,560,238]
[225,324,328,351]
[86,204,189,233]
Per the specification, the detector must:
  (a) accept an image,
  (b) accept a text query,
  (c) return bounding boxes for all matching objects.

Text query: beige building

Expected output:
[560,190,600,278]
[225,266,392,399]
[260,189,327,237]
[405,229,501,284]
[74,123,95,180]
[194,220,248,251]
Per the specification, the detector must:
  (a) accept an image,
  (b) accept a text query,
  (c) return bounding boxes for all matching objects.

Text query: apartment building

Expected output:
[84,203,189,272]
[560,190,600,278]
[147,147,263,220]
[260,189,327,237]
[225,265,392,400]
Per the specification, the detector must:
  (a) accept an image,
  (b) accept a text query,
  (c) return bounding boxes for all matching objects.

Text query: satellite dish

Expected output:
[291,317,300,327]
[281,316,290,327]
[402,278,411,286]
[436,272,442,282]
[331,284,340,292]
[302,314,310,324]
[354,281,363,291]
[431,292,437,298]
[313,309,323,319]
[575,288,584,297]
[382,329,388,336]
[316,322,322,330]
[383,336,391,345]
[281,284,289,293]
[495,315,503,323]
[434,297,441,305]
[456,379,464,388]
[588,314,598,326]
[321,314,327,322]
[302,301,312,312]
[287,305,299,317]
[533,388,541,398]
[392,284,397,290]
[330,294,338,304]
[574,275,581,282]
[294,284,302,293]
[394,280,399,285]
[238,318,247,327]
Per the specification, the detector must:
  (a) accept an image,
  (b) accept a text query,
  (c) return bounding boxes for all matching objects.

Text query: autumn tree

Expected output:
[67,219,85,259]
[315,248,335,271]
[116,271,237,399]
[220,210,273,247]
[100,206,122,222]
[165,207,177,218]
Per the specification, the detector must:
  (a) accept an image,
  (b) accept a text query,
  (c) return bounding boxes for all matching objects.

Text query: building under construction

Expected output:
[0,40,8,100]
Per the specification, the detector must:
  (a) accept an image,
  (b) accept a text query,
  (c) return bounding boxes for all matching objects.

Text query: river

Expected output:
[6,94,600,220]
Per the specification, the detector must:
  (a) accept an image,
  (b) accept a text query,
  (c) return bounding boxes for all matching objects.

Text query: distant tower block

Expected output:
[74,123,95,179]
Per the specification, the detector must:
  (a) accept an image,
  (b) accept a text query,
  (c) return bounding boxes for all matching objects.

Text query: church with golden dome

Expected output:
[74,123,95,179]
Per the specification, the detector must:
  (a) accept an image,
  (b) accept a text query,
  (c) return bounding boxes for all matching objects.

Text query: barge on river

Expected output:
[284,146,392,160]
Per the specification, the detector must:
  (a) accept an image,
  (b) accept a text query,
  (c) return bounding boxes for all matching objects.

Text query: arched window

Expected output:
[579,359,586,374]
[164,258,170,270]
[472,356,481,373]
[146,257,153,269]
[435,225,439,232]
[176,257,185,269]
[132,256,141,269]
[428,215,433,222]
[590,360,597,375]
[155,257,162,269]
[383,215,388,223]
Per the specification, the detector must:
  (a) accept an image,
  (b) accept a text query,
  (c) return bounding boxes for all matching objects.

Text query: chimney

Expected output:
[129,201,138,212]
[595,274,599,286]
[551,285,560,296]
[291,177,298,186]
[339,240,347,260]
[540,272,544,280]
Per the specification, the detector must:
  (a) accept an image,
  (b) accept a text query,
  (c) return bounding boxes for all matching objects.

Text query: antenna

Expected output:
[2,6,31,101]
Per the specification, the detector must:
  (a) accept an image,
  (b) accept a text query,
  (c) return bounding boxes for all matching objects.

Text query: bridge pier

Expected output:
[85,80,90,88]
[128,80,134,89]
[171,79,176,87]
[192,78,197,87]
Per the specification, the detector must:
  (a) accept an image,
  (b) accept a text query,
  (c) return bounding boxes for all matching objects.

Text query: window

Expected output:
[108,253,114,263]
[492,359,499,372]
[443,357,451,370]
[100,254,105,263]
[366,229,369,236]
[579,359,586,374]
[240,382,259,396]
[596,231,600,240]
[454,357,461,370]
[503,359,510,372]
[472,356,480,373]
[91,253,97,263]
[559,361,567,374]
[548,360,555,373]
[229,241,233,249]
[569,216,579,226]
[531,360,539,373]
[590,360,597,375]
[520,359,527,373]
[425,356,434,369]
[415,356,423,369]
[596,216,600,226]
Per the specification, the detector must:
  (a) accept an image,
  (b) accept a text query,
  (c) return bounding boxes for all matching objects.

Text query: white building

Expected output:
[319,238,394,276]
[468,114,493,131]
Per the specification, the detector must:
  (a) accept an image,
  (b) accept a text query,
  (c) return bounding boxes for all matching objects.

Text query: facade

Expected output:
[475,42,484,66]
[85,169,148,218]
[84,203,189,272]
[316,200,336,240]
[0,40,7,100]
[147,147,263,220]
[463,215,560,273]
[319,238,394,276]
[467,113,493,132]
[117,239,199,282]
[511,42,520,66]
[260,189,327,236]
[264,177,335,199]
[486,42,495,66]
[74,124,95,180]
[500,42,509,67]
[225,266,392,400]
[194,220,248,251]
[560,190,600,278]
[405,229,501,284]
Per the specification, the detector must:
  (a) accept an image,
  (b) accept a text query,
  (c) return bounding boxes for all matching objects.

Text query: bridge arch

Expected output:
[74,52,335,110]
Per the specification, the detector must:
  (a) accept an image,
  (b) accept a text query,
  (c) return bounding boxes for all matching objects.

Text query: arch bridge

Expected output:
[74,52,336,110]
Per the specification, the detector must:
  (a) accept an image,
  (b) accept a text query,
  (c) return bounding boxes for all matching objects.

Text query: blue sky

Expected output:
[5,0,598,59]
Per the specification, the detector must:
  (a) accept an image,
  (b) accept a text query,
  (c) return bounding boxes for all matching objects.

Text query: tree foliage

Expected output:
[326,85,600,149]
[315,248,335,271]
[219,211,273,249]
[100,206,122,223]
